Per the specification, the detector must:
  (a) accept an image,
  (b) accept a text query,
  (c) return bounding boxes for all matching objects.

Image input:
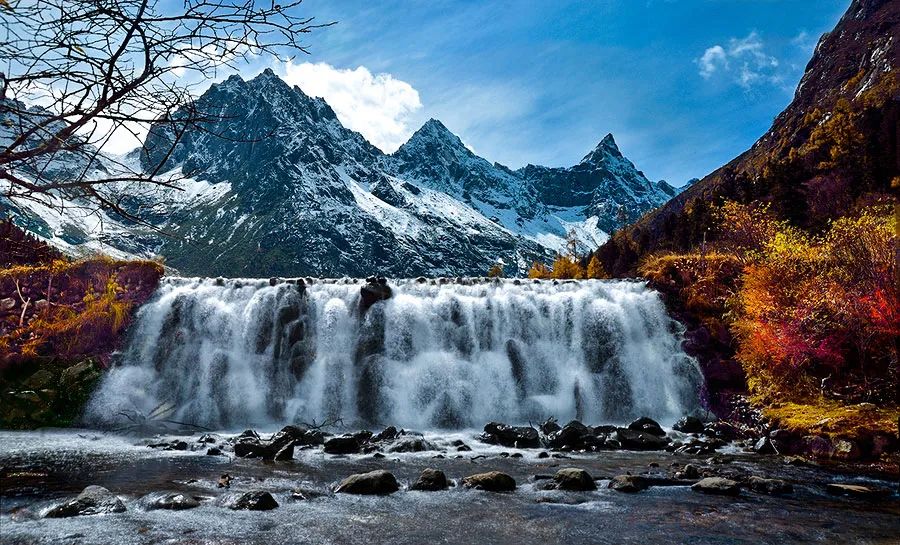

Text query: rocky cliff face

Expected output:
[597,0,899,275]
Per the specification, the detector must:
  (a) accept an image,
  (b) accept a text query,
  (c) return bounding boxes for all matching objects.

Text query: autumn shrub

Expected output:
[730,204,896,404]
[550,255,585,279]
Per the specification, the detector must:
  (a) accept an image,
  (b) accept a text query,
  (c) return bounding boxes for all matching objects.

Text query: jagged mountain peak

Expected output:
[398,118,470,155]
[580,133,624,164]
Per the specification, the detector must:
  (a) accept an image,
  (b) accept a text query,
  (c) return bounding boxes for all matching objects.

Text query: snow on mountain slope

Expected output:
[3,70,679,276]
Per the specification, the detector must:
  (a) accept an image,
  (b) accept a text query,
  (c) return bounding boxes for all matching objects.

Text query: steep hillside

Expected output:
[597,0,899,276]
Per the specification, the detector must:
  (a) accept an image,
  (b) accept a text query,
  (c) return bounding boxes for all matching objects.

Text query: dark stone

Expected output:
[462,471,516,492]
[372,426,400,442]
[673,416,704,434]
[547,420,592,449]
[627,417,666,437]
[537,451,550,459]
[747,476,793,495]
[614,428,670,450]
[206,447,222,456]
[410,468,449,491]
[608,475,649,493]
[45,486,126,518]
[324,435,362,454]
[145,492,201,510]
[217,474,232,488]
[388,437,435,453]
[360,281,392,312]
[754,437,778,455]
[692,477,740,496]
[335,470,400,495]
[553,468,597,491]
[481,422,541,448]
[197,434,218,444]
[229,491,279,510]
[826,483,892,500]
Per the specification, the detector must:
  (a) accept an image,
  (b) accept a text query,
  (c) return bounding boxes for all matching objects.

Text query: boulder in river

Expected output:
[336,470,400,495]
[627,417,666,437]
[410,468,449,491]
[826,483,892,500]
[691,477,741,496]
[462,471,517,492]
[546,420,596,450]
[614,428,670,450]
[747,476,793,495]
[229,491,279,510]
[552,468,597,491]
[673,416,704,434]
[387,437,435,453]
[234,425,321,460]
[44,486,126,518]
[481,422,540,448]
[144,492,201,510]
[608,475,649,493]
[324,435,363,455]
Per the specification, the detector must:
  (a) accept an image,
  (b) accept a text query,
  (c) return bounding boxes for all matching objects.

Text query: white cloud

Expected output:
[698,45,727,78]
[696,31,781,89]
[280,61,422,152]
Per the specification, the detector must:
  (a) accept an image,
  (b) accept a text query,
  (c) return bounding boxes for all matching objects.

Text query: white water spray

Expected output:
[87,278,702,429]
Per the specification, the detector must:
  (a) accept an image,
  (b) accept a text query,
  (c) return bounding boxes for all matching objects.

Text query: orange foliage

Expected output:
[550,255,584,279]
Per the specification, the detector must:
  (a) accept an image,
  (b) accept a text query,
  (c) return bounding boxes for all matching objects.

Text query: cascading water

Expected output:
[87,278,702,429]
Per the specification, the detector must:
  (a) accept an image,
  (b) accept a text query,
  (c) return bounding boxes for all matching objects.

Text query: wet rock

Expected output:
[148,440,188,451]
[691,477,740,496]
[676,464,701,480]
[206,447,223,456]
[801,435,832,458]
[608,475,649,493]
[323,435,362,455]
[826,483,892,500]
[197,434,218,444]
[462,471,517,492]
[360,281,392,313]
[388,437,435,453]
[546,420,595,450]
[372,426,400,442]
[410,468,449,491]
[614,428,670,451]
[627,417,666,437]
[145,492,201,510]
[335,470,400,495]
[552,468,596,491]
[539,417,561,435]
[481,422,540,448]
[229,491,279,510]
[754,436,778,454]
[537,451,550,459]
[747,476,793,495]
[673,416,704,434]
[217,474,232,488]
[830,438,861,461]
[45,486,126,518]
[234,426,308,460]
[59,360,101,390]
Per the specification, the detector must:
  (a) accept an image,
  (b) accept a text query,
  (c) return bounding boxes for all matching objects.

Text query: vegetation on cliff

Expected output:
[0,221,164,428]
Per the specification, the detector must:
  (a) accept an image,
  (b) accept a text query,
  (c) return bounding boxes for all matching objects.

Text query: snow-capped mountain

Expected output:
[2,70,678,277]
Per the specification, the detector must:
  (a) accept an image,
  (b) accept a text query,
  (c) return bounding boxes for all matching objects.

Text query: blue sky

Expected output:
[236,1,849,186]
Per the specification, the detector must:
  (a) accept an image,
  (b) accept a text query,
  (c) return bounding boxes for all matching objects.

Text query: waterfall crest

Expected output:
[87,278,702,429]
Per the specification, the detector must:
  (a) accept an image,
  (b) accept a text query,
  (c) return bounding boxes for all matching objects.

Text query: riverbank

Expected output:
[1,425,898,545]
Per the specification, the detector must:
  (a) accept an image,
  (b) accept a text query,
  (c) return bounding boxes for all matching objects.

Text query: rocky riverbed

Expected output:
[1,420,898,545]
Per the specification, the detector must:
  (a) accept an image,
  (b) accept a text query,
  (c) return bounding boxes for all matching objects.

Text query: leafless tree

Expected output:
[0,0,330,223]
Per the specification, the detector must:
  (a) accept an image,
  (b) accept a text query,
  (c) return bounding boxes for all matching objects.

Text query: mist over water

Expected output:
[87,278,702,429]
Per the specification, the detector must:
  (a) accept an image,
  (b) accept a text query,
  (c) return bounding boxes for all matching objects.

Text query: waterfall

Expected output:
[87,277,702,429]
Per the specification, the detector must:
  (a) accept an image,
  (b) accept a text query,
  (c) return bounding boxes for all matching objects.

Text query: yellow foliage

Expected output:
[487,263,504,278]
[550,255,584,279]
[586,255,607,279]
[527,262,551,279]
